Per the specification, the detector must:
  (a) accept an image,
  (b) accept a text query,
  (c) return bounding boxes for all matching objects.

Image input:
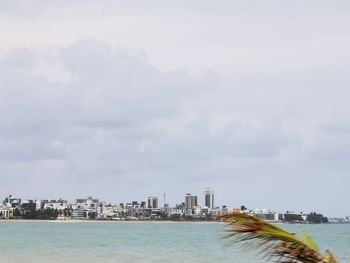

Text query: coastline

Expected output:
[0,219,333,224]
[0,215,334,226]
[0,219,225,224]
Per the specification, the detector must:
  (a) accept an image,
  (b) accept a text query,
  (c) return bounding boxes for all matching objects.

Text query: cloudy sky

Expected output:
[1,0,350,216]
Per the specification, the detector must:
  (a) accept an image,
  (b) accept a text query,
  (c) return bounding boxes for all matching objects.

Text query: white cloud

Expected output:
[0,1,350,216]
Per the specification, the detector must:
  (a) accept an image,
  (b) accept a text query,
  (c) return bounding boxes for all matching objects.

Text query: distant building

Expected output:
[232,208,241,213]
[147,196,158,209]
[255,212,279,221]
[0,206,11,219]
[71,209,87,219]
[43,199,69,210]
[240,205,247,212]
[204,188,214,209]
[74,196,99,210]
[221,205,229,215]
[21,200,36,213]
[185,193,197,209]
[36,200,43,210]
[4,195,21,208]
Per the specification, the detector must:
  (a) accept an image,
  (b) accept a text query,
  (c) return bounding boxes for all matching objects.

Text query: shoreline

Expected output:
[0,219,225,224]
[0,219,334,224]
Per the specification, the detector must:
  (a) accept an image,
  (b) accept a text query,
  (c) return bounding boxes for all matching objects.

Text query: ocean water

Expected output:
[0,221,349,263]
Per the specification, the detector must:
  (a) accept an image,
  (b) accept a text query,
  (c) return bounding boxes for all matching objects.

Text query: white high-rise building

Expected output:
[204,188,214,209]
[147,196,158,209]
[185,193,197,209]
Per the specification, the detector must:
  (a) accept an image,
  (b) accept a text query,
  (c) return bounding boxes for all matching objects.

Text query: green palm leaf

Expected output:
[221,213,339,263]
[301,230,320,253]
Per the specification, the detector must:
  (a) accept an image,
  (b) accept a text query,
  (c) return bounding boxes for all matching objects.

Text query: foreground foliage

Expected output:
[222,213,338,263]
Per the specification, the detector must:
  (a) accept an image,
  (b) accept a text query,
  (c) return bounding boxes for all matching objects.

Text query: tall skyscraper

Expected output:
[185,193,198,209]
[204,188,214,209]
[147,196,158,209]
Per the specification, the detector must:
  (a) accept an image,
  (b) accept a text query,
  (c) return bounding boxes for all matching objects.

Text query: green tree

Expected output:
[307,212,328,224]
[284,213,304,222]
[169,214,181,220]
[13,208,22,217]
[63,208,71,217]
[34,208,59,220]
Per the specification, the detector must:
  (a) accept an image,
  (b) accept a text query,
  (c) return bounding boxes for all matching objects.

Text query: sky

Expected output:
[0,0,350,216]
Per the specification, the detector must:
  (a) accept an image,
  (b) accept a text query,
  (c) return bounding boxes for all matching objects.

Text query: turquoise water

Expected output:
[0,221,349,262]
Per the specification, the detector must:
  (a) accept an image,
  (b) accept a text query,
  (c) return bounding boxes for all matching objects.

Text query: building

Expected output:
[4,195,21,208]
[74,196,99,210]
[221,205,229,215]
[204,188,214,209]
[255,212,279,221]
[71,209,87,219]
[185,193,197,210]
[240,205,248,212]
[0,206,11,219]
[21,200,36,212]
[147,196,158,209]
[43,199,69,210]
[35,200,43,210]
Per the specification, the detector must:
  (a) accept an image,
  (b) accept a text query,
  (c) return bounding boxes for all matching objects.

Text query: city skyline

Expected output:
[1,192,333,220]
[1,189,217,209]
[0,190,338,219]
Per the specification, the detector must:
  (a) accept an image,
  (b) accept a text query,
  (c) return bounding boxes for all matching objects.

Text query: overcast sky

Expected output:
[0,0,350,216]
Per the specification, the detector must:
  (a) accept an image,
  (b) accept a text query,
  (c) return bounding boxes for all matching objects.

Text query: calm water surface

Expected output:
[0,221,349,263]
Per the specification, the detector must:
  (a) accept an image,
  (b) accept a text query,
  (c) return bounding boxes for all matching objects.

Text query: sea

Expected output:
[0,221,349,263]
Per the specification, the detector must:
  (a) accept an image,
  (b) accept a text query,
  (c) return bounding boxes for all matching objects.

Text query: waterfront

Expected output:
[0,221,349,262]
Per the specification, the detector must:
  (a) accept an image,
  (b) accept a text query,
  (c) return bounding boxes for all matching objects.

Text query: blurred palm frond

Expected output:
[221,213,338,263]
